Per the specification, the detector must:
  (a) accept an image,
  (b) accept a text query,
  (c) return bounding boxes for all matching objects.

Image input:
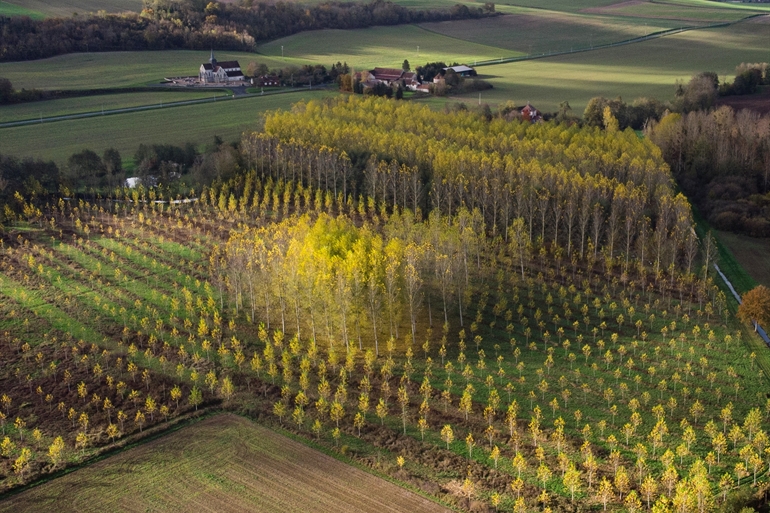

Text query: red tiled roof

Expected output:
[372,67,404,81]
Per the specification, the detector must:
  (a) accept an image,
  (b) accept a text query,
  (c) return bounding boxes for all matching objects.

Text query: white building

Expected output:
[199,50,244,83]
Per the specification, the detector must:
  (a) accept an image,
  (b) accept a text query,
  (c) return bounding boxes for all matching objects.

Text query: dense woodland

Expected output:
[0,0,495,62]
[649,108,770,237]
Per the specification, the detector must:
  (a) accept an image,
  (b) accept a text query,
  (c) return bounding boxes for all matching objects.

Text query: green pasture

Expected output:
[0,0,141,17]
[451,19,770,112]
[0,50,284,91]
[420,11,681,56]
[0,0,43,18]
[0,90,229,124]
[257,24,513,70]
[0,90,336,165]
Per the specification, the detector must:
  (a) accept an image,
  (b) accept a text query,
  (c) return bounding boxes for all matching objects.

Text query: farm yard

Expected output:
[0,414,450,513]
[0,97,768,512]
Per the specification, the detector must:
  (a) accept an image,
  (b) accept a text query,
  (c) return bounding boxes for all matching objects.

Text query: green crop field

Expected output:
[0,50,287,91]
[0,90,336,165]
[0,0,141,17]
[451,18,770,112]
[0,91,229,124]
[0,0,43,18]
[420,11,681,56]
[257,25,514,71]
[0,414,448,513]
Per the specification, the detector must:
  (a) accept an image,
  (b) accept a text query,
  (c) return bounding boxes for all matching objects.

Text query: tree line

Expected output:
[0,0,495,62]
[582,65,770,131]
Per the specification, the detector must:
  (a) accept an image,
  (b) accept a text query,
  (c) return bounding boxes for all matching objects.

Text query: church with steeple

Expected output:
[199,50,244,83]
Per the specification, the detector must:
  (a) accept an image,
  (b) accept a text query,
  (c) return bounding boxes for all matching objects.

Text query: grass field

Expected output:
[583,0,757,22]
[0,90,336,165]
[420,11,681,56]
[0,91,229,124]
[0,51,287,91]
[493,0,621,13]
[0,414,450,513]
[453,18,770,112]
[0,0,141,17]
[715,231,770,290]
[257,25,515,71]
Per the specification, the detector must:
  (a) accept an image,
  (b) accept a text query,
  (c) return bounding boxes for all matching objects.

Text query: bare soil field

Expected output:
[0,414,452,513]
[716,86,770,115]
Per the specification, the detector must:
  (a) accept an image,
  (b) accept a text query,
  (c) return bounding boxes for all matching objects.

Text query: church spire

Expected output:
[209,49,216,66]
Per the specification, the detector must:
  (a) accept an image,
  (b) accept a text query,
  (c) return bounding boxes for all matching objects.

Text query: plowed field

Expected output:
[0,414,451,513]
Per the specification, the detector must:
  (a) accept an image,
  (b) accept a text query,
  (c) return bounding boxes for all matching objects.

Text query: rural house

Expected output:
[199,50,244,83]
[521,102,543,122]
[357,67,422,91]
[254,75,281,87]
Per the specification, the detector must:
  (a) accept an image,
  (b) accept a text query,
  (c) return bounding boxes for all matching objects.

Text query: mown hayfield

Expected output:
[0,90,335,165]
[0,50,286,91]
[454,18,770,112]
[257,24,513,70]
[0,0,141,17]
[0,414,450,513]
[420,10,680,56]
[0,90,228,124]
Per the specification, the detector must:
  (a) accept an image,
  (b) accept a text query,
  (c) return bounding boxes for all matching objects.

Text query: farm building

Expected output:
[443,65,476,77]
[199,50,244,83]
[357,68,422,91]
[253,75,281,87]
[521,103,543,122]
